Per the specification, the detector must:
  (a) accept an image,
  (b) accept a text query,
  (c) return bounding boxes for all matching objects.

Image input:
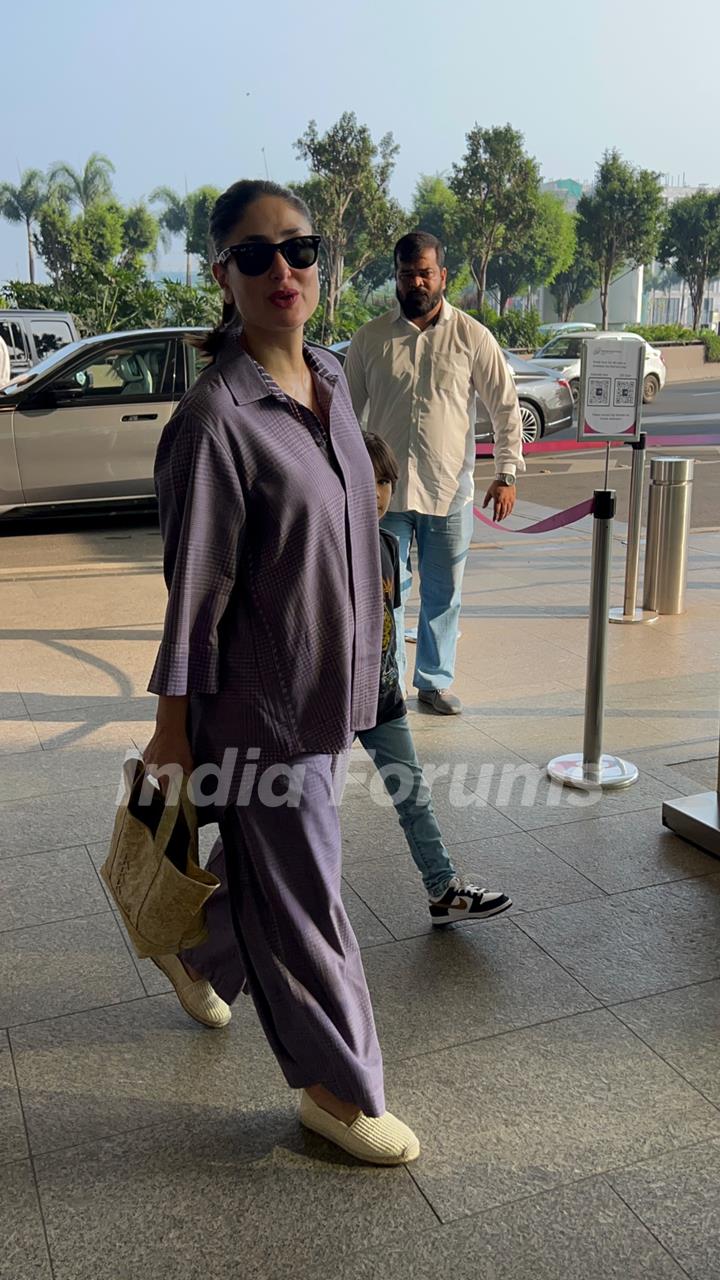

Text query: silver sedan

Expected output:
[475,351,573,444]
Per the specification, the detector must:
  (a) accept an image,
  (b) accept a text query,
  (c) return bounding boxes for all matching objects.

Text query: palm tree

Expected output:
[150,186,192,285]
[48,152,115,210]
[0,168,48,282]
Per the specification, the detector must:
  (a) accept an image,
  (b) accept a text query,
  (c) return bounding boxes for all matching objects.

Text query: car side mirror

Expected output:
[18,384,84,411]
[51,384,86,400]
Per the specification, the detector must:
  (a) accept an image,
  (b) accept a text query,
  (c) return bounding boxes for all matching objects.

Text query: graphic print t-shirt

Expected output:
[377,528,406,726]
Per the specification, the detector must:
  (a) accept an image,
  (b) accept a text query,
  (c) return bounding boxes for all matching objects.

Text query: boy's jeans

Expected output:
[356,713,457,899]
[380,504,474,695]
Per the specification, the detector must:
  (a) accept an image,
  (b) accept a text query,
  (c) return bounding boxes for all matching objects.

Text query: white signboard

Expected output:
[577,336,644,442]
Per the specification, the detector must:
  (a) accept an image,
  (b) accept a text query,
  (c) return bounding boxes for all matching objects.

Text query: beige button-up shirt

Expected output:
[344,299,525,516]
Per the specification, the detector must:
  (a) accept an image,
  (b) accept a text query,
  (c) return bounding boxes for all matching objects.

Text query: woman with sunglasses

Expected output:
[143,179,419,1165]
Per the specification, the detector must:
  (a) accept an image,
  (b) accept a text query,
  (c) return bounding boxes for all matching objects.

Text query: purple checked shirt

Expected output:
[148,334,383,791]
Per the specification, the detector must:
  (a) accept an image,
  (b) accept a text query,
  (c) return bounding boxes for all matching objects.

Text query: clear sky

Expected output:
[2,0,718,280]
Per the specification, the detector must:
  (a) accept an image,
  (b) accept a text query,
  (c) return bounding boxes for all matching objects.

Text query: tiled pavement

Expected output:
[0,510,719,1279]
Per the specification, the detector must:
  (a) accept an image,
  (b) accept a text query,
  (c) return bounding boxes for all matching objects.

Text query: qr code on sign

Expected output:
[587,377,610,406]
[614,378,637,406]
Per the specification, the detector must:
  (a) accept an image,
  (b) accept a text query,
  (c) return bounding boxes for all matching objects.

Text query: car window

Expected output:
[48,340,175,400]
[0,340,88,396]
[185,342,212,388]
[29,319,75,360]
[538,336,584,359]
[0,319,29,362]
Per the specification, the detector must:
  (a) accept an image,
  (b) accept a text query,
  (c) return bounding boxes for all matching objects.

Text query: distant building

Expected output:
[540,178,586,211]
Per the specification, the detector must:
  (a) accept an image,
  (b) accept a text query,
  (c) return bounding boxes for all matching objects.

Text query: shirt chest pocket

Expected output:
[427,353,470,398]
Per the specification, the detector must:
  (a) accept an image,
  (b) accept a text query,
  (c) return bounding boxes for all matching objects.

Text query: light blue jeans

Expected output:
[381,504,474,693]
[357,714,457,899]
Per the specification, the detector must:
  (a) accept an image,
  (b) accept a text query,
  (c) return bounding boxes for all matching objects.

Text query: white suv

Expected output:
[533,332,666,404]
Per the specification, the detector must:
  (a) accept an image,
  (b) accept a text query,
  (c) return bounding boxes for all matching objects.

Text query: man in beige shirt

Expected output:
[344,231,525,714]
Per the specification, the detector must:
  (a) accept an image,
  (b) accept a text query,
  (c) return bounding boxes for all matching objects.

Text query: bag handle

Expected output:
[121,754,197,840]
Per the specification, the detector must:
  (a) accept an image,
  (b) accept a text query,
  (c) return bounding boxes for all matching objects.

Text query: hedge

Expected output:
[627,324,720,362]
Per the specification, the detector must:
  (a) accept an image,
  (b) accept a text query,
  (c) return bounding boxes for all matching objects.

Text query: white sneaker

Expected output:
[300,1092,420,1165]
[429,876,512,927]
[152,954,231,1028]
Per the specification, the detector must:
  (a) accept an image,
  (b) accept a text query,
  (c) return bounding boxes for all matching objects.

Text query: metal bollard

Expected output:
[643,457,694,615]
[547,490,638,790]
[582,490,615,779]
[610,434,658,625]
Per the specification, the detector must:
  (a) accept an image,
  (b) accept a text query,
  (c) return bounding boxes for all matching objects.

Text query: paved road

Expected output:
[552,378,720,443]
[470,376,720,532]
[644,378,720,429]
[477,447,718,533]
[503,377,720,530]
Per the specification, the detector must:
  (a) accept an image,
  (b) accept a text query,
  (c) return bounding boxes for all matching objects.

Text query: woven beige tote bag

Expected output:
[101,756,219,959]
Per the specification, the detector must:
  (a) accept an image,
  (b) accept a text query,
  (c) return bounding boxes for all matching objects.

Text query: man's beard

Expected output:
[396,284,443,319]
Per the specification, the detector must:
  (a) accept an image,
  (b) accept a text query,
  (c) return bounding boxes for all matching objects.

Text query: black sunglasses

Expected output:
[216,235,321,277]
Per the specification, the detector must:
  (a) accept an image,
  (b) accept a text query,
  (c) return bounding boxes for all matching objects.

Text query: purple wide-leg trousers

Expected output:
[183,753,385,1117]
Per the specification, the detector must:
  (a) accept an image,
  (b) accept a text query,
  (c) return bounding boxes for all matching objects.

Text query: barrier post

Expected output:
[609,433,658,625]
[547,490,639,790]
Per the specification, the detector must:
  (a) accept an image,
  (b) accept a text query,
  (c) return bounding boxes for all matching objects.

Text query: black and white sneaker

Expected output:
[429,877,512,927]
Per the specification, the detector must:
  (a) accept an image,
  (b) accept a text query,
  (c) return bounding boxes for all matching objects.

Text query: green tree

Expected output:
[121,203,160,268]
[304,284,380,343]
[150,186,192,284]
[487,193,575,313]
[48,151,115,210]
[2,281,67,311]
[4,271,220,337]
[72,269,164,336]
[34,195,77,286]
[294,112,406,336]
[450,124,540,310]
[36,199,158,285]
[160,279,218,327]
[187,185,221,275]
[410,174,466,282]
[548,235,598,321]
[79,201,125,266]
[576,150,663,329]
[659,190,720,331]
[354,251,394,300]
[0,168,48,282]
[150,185,220,285]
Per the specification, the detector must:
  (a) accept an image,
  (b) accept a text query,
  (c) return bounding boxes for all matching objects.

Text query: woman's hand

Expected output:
[143,696,193,795]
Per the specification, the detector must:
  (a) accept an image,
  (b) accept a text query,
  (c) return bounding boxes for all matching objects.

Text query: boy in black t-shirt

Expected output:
[359,435,511,926]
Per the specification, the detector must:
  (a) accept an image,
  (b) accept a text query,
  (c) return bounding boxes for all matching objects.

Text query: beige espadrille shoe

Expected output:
[152,954,231,1029]
[300,1091,420,1165]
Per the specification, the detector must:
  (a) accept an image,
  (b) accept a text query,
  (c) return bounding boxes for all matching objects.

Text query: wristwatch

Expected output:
[495,472,516,486]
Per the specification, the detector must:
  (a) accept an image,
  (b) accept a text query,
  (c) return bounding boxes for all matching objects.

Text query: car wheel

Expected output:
[519,401,543,444]
[642,373,660,403]
[569,379,580,406]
